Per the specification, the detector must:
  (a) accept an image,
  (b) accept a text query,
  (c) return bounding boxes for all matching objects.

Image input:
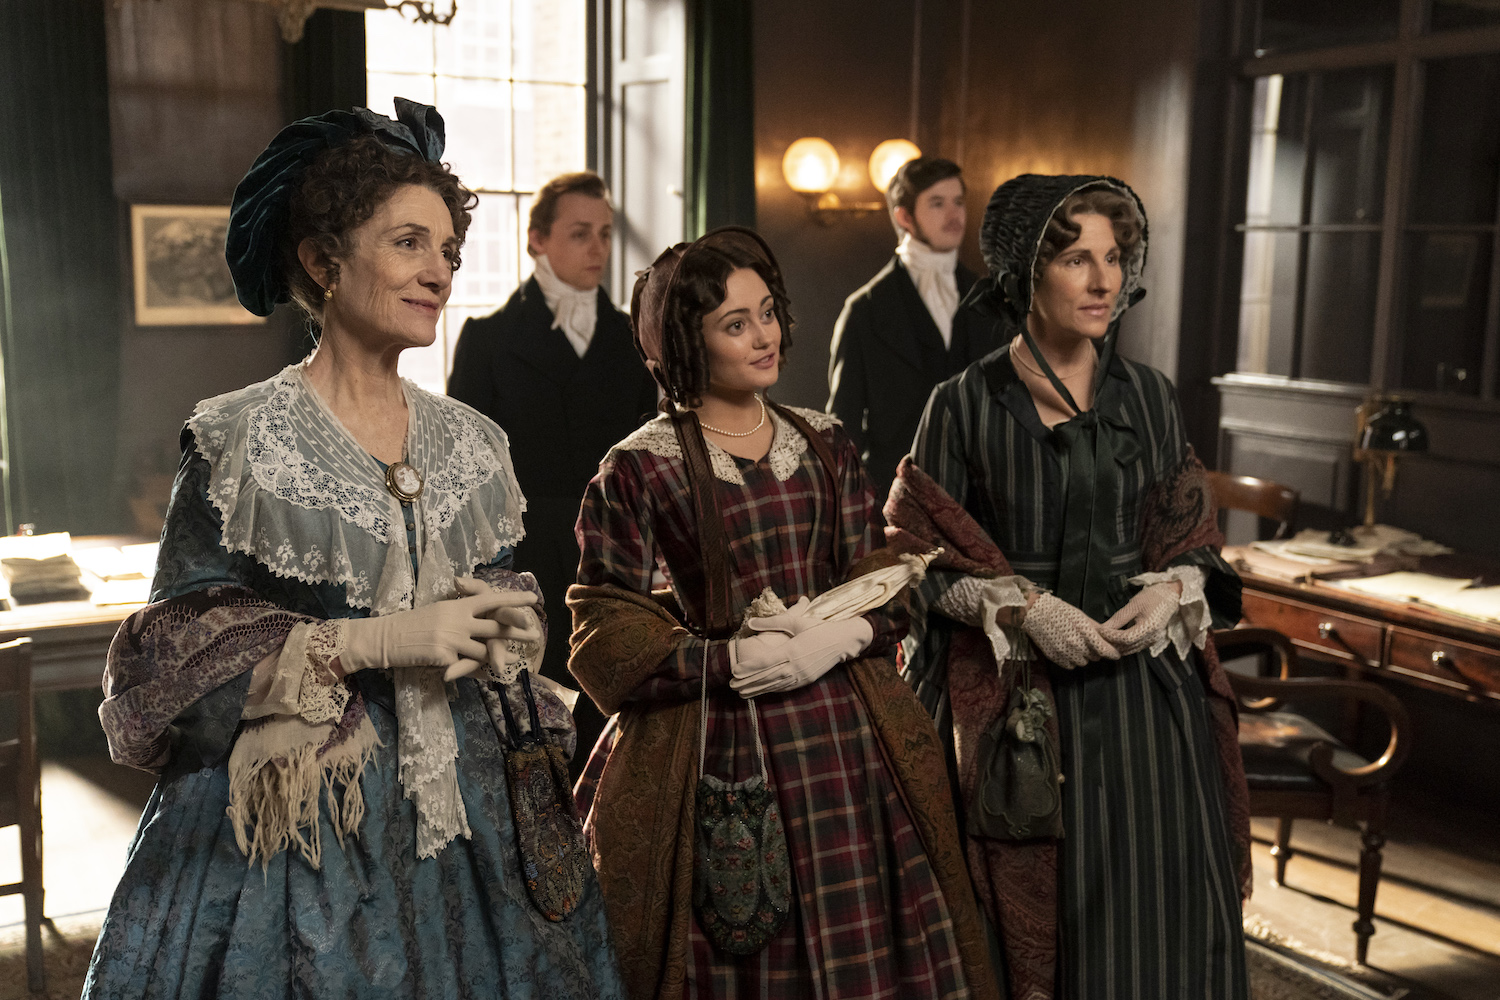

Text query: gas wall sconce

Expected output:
[781,137,921,224]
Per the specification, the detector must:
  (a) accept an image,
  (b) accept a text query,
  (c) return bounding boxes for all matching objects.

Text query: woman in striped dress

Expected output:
[567,228,997,999]
[896,175,1251,999]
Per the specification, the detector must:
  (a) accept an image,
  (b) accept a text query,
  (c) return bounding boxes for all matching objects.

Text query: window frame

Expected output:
[1230,0,1500,401]
[365,1,592,392]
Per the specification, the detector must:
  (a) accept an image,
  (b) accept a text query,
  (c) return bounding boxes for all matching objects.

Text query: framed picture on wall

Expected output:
[130,204,264,326]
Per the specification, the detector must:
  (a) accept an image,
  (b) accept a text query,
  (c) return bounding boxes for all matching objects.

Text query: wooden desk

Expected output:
[1226,546,1500,707]
[0,600,141,691]
[0,535,149,691]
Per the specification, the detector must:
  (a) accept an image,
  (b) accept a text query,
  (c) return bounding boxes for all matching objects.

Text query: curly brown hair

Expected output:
[1033,186,1143,285]
[633,230,795,411]
[281,133,478,324]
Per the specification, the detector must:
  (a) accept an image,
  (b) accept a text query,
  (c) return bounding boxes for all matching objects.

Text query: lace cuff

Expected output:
[483,606,545,685]
[1127,565,1210,659]
[241,621,351,725]
[934,575,1035,664]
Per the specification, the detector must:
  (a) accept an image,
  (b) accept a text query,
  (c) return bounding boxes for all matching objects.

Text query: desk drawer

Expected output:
[1241,592,1384,667]
[1388,627,1500,697]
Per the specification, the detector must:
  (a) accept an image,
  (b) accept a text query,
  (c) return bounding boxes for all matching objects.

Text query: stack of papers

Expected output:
[1254,526,1454,565]
[0,532,90,604]
[75,542,158,606]
[1337,571,1500,624]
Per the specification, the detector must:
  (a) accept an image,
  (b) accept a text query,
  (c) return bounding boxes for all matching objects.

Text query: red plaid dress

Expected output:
[575,407,968,1000]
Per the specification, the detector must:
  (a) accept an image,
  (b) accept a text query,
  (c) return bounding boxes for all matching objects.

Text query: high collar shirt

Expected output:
[895,232,960,348]
[532,253,599,357]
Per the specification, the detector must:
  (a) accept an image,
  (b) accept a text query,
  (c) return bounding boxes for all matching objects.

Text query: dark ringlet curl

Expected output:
[630,227,794,412]
[282,134,477,325]
[1032,185,1143,286]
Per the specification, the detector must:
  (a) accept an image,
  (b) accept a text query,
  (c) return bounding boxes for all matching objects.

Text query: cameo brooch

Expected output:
[385,461,425,503]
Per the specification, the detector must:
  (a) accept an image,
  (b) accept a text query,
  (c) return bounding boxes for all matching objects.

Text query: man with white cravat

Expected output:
[448,171,658,772]
[827,157,1004,504]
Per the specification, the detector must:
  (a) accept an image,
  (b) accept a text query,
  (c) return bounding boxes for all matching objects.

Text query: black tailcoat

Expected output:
[448,278,658,770]
[827,256,1003,503]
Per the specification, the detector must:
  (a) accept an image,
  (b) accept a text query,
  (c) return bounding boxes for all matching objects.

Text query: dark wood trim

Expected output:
[1289,72,1319,379]
[1372,38,1419,389]
[586,0,602,174]
[1242,24,1500,77]
[1235,223,1384,233]
[1174,0,1254,463]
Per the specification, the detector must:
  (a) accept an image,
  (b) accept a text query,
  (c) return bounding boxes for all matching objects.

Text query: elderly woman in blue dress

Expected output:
[83,100,624,999]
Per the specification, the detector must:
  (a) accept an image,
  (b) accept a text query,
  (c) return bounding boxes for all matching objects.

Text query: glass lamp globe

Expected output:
[868,138,922,193]
[782,138,840,194]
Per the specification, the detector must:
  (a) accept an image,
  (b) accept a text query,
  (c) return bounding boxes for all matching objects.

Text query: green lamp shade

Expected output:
[1360,400,1429,453]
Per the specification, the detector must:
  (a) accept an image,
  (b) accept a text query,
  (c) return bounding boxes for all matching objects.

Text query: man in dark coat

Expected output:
[448,171,658,771]
[827,157,1004,504]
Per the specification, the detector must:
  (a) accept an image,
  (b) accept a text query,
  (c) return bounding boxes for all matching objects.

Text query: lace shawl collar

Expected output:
[188,362,527,612]
[607,404,840,484]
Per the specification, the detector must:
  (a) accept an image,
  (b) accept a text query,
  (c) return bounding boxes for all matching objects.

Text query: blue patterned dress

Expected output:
[84,372,624,1000]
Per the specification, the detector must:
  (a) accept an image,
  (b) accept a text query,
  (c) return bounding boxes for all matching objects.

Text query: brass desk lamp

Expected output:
[1353,398,1429,528]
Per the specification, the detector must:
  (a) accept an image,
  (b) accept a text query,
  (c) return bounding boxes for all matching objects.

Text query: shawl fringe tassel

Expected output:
[227,712,382,870]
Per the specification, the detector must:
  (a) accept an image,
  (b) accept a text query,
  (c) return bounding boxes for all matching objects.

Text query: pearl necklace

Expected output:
[698,395,767,437]
[1012,336,1093,380]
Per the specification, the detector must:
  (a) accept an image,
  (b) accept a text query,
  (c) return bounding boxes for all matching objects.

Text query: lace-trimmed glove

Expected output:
[454,577,546,681]
[336,589,539,682]
[1101,581,1182,657]
[730,616,875,697]
[1021,592,1122,668]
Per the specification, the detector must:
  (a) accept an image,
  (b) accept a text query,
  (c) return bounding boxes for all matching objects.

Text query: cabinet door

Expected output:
[609,0,685,297]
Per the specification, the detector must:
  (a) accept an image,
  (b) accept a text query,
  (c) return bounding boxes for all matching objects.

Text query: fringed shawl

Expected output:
[885,456,1250,1000]
[567,563,1002,1000]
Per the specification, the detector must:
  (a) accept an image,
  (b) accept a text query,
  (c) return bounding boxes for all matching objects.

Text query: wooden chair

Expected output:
[1214,627,1409,964]
[1206,470,1300,539]
[0,637,44,993]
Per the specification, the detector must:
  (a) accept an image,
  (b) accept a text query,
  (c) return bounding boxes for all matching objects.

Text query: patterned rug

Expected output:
[1247,939,1406,1000]
[0,912,99,999]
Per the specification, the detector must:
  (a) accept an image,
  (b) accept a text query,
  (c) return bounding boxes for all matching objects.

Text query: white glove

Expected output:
[1021,592,1121,669]
[743,595,818,638]
[337,589,540,681]
[453,577,546,678]
[730,616,874,697]
[1100,581,1180,657]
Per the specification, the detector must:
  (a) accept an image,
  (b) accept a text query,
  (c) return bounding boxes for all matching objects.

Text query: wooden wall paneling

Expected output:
[751,0,1203,414]
[751,0,917,410]
[105,0,299,537]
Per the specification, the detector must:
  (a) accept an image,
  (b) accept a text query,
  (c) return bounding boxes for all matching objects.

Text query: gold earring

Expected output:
[324,285,335,301]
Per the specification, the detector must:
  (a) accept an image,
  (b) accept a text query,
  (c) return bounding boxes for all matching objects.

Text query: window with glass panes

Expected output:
[366,1,587,393]
[1234,0,1500,399]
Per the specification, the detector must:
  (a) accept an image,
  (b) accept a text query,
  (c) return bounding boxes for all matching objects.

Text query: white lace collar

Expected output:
[608,403,840,485]
[187,362,527,612]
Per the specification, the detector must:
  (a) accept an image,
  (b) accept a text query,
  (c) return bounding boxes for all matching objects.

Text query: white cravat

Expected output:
[895,232,960,348]
[531,254,599,357]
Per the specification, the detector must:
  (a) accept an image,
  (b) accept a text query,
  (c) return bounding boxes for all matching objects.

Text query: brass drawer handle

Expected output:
[1432,650,1449,667]
[1312,620,1370,666]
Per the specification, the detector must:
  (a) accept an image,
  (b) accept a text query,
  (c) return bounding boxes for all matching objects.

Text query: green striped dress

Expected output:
[911,344,1248,999]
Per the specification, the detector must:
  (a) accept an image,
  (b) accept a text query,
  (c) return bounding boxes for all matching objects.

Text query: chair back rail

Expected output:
[1206,470,1299,538]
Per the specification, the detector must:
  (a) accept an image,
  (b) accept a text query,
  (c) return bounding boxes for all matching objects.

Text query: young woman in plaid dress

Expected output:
[566,228,997,1000]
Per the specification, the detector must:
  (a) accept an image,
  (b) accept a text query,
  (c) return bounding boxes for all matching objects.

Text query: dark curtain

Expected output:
[0,0,124,534]
[283,9,368,122]
[687,0,755,237]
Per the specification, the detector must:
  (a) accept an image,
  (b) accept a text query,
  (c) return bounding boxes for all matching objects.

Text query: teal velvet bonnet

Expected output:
[225,98,447,317]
